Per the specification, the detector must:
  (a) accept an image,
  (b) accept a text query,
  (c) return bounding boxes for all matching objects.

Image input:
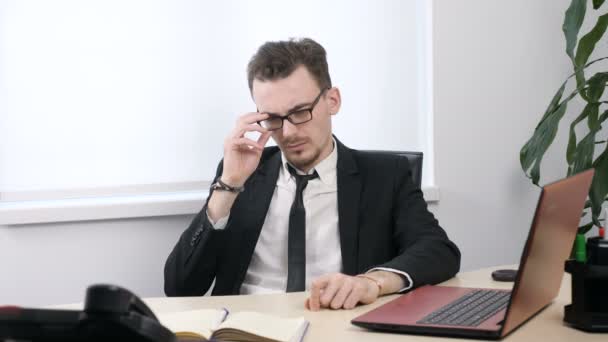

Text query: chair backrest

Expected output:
[363,150,423,188]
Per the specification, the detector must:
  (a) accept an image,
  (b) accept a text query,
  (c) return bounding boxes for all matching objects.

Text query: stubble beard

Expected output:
[286,146,321,172]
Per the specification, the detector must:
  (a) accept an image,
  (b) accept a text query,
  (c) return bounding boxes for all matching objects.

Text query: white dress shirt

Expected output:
[209,141,413,294]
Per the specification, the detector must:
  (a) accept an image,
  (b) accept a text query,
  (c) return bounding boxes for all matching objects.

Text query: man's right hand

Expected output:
[207,113,272,224]
[220,112,273,187]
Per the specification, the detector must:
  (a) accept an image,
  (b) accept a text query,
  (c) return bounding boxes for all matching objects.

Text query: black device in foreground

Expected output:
[0,284,176,342]
[491,269,518,282]
[564,237,608,332]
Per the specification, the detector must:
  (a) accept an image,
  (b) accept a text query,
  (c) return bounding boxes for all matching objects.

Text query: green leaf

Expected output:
[586,71,608,101]
[564,0,587,60]
[570,130,597,175]
[593,0,606,10]
[575,70,587,95]
[522,57,608,187]
[521,101,569,185]
[565,72,608,160]
[549,57,608,106]
[569,104,606,177]
[589,104,600,130]
[585,196,608,209]
[575,13,608,68]
[590,146,608,224]
[584,199,592,208]
[600,106,608,122]
[567,103,597,164]
[522,84,566,173]
[578,222,595,234]
[537,83,567,129]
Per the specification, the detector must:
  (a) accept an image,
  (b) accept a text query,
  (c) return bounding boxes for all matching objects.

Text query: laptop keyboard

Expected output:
[417,289,511,327]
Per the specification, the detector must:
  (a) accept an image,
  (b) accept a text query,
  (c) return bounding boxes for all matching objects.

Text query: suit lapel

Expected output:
[335,138,362,275]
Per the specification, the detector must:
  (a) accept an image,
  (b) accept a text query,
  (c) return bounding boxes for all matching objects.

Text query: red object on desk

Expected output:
[0,306,20,314]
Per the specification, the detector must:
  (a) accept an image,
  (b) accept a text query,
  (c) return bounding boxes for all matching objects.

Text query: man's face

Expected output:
[252,65,340,172]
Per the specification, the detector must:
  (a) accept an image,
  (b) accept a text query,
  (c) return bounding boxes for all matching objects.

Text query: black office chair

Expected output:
[363,150,423,188]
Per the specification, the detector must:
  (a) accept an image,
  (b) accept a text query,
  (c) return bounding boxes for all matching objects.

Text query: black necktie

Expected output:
[286,164,319,292]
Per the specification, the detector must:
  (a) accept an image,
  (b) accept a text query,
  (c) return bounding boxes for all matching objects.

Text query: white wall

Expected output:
[429,0,572,270]
[0,0,434,196]
[0,216,190,306]
[0,0,576,306]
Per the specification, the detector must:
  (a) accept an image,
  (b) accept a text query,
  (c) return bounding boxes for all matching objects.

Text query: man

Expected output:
[164,38,460,311]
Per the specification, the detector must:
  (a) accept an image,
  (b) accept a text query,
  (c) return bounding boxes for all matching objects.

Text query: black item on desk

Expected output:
[491,269,518,282]
[0,284,176,342]
[587,237,608,266]
[564,259,608,332]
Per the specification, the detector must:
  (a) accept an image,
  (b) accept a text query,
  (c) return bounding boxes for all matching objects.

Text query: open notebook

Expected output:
[159,309,309,342]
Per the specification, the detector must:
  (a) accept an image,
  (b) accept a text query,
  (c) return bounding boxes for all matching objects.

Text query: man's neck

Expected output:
[298,137,335,174]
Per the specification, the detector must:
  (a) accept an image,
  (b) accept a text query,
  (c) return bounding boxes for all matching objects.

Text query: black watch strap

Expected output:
[211,179,245,193]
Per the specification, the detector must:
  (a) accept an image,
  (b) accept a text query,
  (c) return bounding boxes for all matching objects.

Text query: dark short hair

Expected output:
[247,38,332,92]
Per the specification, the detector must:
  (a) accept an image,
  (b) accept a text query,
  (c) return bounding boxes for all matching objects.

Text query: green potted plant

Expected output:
[521,0,608,233]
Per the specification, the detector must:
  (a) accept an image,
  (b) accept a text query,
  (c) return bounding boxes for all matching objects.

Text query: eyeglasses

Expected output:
[257,88,328,131]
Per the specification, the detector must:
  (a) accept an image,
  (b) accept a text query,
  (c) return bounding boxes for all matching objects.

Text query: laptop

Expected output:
[352,169,595,339]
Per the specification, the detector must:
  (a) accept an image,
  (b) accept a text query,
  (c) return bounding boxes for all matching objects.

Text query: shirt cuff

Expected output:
[366,267,414,293]
[206,210,229,230]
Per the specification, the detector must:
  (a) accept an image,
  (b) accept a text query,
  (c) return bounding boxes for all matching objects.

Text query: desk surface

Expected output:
[138,265,600,341]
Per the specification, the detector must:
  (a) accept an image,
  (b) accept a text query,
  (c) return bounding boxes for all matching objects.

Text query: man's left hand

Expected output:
[305,273,380,311]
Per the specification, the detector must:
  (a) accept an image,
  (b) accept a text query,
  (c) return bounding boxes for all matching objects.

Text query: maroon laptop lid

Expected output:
[502,169,594,335]
[352,169,595,339]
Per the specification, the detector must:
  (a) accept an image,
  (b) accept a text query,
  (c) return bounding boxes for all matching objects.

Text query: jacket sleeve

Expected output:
[375,156,461,287]
[164,161,229,296]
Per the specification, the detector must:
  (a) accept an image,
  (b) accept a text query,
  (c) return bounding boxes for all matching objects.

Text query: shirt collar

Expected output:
[280,138,337,186]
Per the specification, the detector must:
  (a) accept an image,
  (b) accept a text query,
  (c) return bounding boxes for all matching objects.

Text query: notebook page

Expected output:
[216,311,308,342]
[158,308,228,338]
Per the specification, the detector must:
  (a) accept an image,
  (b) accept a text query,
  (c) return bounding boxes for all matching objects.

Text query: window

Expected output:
[0,0,435,224]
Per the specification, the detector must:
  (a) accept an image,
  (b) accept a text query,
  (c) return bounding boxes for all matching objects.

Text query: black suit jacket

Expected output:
[164,137,460,296]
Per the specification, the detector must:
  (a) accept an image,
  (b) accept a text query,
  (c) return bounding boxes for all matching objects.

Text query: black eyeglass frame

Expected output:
[257,88,329,131]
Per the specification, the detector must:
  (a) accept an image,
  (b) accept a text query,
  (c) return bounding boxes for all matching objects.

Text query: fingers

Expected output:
[308,275,331,311]
[257,130,272,146]
[235,123,268,138]
[231,137,265,152]
[330,280,353,309]
[320,275,343,308]
[238,112,270,125]
[219,113,271,186]
[343,281,368,309]
[224,112,271,154]
[306,274,381,311]
[229,113,270,139]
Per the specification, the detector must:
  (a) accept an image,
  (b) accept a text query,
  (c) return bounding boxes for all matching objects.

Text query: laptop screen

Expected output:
[501,169,594,335]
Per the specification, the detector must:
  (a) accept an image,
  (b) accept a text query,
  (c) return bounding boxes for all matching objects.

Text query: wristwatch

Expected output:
[210,179,245,193]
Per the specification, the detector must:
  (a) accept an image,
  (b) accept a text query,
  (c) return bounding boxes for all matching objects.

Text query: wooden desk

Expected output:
[143,265,602,341]
[57,265,602,341]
